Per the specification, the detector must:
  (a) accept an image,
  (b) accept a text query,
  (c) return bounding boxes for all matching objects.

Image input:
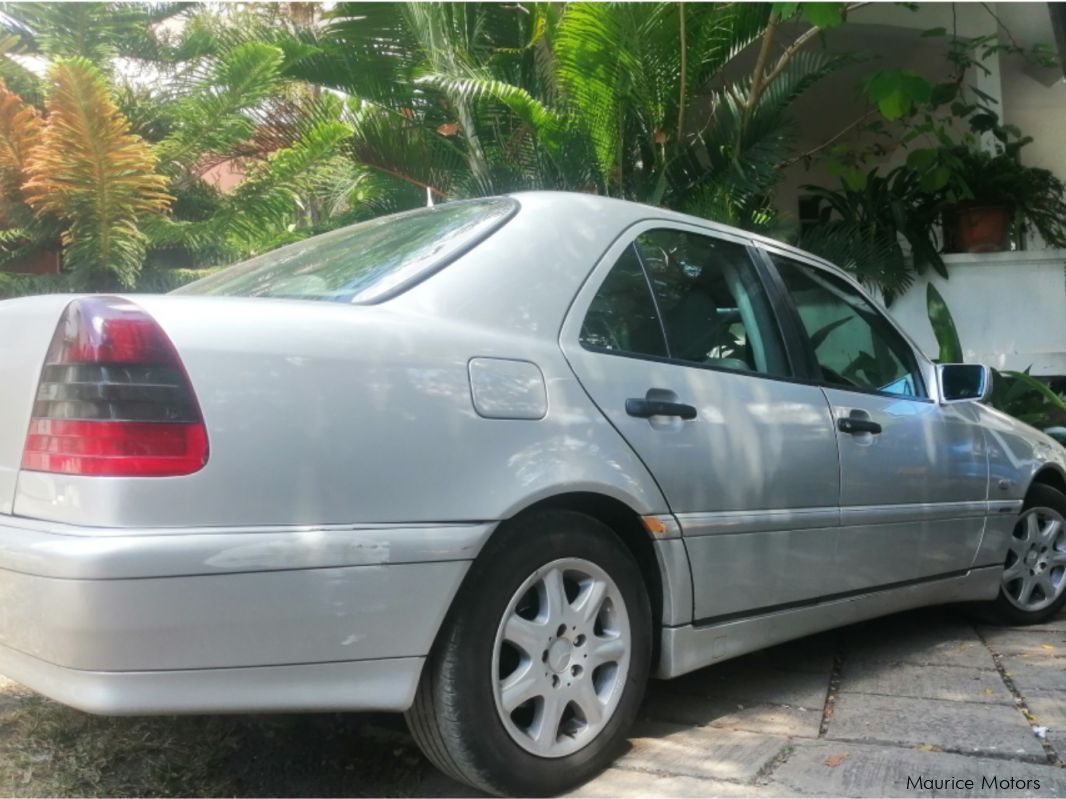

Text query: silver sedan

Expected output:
[1,192,1064,796]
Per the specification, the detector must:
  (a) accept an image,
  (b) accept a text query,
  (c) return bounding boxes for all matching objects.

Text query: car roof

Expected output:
[503,190,848,279]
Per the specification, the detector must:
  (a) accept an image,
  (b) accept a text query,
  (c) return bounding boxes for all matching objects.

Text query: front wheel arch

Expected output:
[983,482,1066,625]
[1028,465,1066,498]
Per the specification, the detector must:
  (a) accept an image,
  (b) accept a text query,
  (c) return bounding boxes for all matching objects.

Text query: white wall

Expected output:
[885,250,1066,375]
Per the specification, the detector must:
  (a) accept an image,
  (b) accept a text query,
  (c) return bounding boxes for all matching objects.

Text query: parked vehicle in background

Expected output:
[1,193,1064,796]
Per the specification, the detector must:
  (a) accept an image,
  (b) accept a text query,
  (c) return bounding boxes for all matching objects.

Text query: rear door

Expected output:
[560,223,842,622]
[763,251,989,590]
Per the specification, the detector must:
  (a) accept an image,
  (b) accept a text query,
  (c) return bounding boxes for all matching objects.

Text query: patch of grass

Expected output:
[0,682,429,798]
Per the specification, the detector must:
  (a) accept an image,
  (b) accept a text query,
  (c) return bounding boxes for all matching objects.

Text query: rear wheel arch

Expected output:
[408,503,655,794]
[436,492,667,672]
[511,493,666,658]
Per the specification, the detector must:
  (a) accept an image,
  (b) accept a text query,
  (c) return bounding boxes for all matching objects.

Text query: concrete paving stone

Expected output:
[568,768,774,798]
[843,618,996,670]
[1024,690,1066,728]
[643,685,823,738]
[742,631,839,675]
[980,627,1066,658]
[419,764,776,799]
[1000,655,1066,693]
[824,692,1047,760]
[660,657,831,710]
[616,720,790,783]
[989,609,1066,634]
[770,739,1066,797]
[838,661,1014,705]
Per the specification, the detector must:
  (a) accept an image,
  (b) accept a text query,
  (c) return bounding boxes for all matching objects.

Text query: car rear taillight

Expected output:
[21,296,208,477]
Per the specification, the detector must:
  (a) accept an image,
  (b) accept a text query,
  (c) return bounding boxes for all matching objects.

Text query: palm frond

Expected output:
[0,78,40,215]
[156,41,286,173]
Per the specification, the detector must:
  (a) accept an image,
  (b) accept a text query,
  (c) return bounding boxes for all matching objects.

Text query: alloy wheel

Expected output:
[1002,505,1066,612]
[491,557,631,758]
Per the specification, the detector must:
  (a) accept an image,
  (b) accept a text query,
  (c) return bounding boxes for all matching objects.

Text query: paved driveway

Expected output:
[424,606,1066,797]
[2,605,1065,797]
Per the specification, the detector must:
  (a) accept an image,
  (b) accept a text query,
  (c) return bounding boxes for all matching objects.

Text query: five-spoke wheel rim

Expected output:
[491,557,630,758]
[1003,505,1066,612]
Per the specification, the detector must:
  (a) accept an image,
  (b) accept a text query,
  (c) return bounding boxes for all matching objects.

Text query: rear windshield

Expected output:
[175,198,517,304]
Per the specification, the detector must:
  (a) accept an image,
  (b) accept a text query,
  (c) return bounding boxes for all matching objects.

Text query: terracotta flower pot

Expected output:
[955,204,1009,253]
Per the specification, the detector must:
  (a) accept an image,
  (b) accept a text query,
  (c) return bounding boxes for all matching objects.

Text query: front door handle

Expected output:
[837,416,882,435]
[625,398,697,420]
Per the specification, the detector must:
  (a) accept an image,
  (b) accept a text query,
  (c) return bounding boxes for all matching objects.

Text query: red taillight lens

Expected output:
[21,297,209,477]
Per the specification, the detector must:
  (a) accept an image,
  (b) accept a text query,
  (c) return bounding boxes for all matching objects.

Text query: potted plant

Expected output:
[941,134,1066,253]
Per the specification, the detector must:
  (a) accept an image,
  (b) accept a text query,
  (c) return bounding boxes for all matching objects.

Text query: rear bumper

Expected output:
[0,515,492,713]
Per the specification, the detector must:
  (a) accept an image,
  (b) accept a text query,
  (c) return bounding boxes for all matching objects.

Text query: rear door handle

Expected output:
[837,417,882,435]
[625,398,697,420]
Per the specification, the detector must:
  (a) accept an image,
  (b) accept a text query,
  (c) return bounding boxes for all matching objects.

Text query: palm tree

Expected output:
[286,2,852,229]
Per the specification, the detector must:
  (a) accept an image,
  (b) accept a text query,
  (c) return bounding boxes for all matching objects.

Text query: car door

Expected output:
[560,223,842,622]
[764,250,989,591]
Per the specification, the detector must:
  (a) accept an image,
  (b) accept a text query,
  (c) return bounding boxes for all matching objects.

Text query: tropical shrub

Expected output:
[0,2,357,288]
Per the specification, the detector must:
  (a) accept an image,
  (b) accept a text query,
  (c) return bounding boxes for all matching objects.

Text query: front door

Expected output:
[561,224,841,622]
[766,252,989,591]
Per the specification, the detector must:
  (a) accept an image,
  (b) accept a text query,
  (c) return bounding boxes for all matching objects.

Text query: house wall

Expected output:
[884,250,1066,376]
[775,2,1065,238]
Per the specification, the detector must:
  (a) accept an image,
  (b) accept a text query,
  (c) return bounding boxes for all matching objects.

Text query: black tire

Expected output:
[405,509,653,797]
[983,483,1066,626]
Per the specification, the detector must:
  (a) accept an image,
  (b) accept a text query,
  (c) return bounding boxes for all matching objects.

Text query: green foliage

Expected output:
[0,269,75,298]
[0,3,190,66]
[991,369,1066,435]
[0,3,357,288]
[925,283,962,363]
[943,142,1066,249]
[288,2,844,229]
[154,41,287,174]
[798,167,946,302]
[863,69,931,121]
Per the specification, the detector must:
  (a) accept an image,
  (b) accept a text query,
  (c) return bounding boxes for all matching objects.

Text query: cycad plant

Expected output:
[287,2,854,228]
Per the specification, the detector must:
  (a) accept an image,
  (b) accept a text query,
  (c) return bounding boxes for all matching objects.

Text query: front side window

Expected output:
[177,198,517,304]
[772,255,925,398]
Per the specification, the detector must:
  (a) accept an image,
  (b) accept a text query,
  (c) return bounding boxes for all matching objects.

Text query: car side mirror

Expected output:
[937,363,992,404]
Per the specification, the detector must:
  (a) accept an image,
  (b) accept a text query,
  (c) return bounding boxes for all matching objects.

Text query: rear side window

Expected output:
[176,198,517,304]
[579,245,668,358]
[636,230,789,376]
[579,228,789,377]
